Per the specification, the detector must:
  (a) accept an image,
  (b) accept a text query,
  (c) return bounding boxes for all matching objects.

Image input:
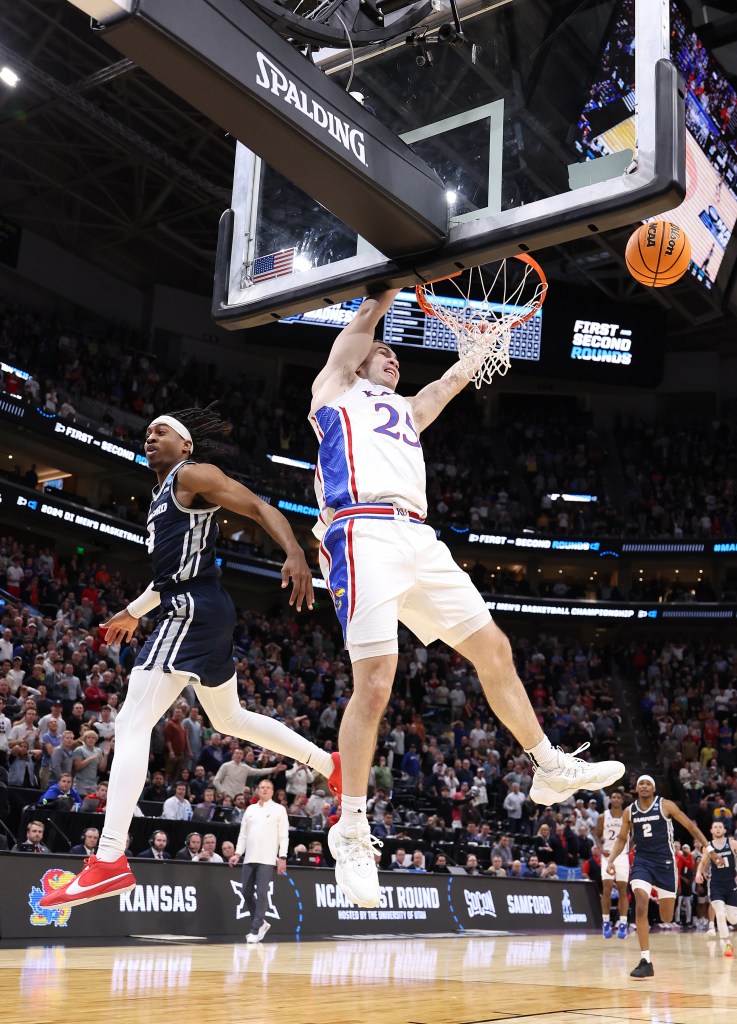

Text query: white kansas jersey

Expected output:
[310,379,427,537]
[602,810,628,851]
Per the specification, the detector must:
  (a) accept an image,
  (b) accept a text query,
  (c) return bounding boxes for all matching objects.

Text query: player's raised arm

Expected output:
[311,289,400,406]
[661,799,710,851]
[177,463,314,611]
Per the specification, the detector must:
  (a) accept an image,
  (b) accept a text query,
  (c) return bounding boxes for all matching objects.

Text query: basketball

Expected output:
[625,221,692,288]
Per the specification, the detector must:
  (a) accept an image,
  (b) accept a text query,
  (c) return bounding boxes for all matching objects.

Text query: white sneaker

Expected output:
[328,821,383,908]
[706,927,717,940]
[257,921,271,942]
[529,743,624,804]
[246,932,259,943]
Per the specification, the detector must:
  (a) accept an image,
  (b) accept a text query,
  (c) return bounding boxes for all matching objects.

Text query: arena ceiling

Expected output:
[0,0,736,351]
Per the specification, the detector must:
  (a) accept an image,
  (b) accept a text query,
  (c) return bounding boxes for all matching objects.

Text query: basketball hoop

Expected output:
[415,254,548,388]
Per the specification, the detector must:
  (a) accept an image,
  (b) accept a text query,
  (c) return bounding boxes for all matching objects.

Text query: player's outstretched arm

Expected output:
[662,799,710,851]
[178,463,314,610]
[311,289,401,403]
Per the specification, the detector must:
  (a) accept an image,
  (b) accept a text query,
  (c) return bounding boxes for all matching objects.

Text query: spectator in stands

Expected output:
[196,834,224,864]
[523,854,543,878]
[183,705,203,770]
[38,771,83,810]
[465,853,481,876]
[8,739,39,788]
[162,781,193,821]
[407,850,426,872]
[198,732,226,777]
[507,860,524,879]
[81,781,108,814]
[163,706,189,781]
[503,781,526,826]
[490,834,514,869]
[542,861,560,880]
[69,828,100,857]
[487,855,507,877]
[12,820,51,854]
[372,811,398,840]
[192,785,218,823]
[142,771,168,802]
[390,848,410,871]
[71,728,107,795]
[175,833,203,860]
[136,830,171,860]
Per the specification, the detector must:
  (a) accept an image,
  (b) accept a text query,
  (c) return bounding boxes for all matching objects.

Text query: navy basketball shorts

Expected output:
[136,579,236,686]
[630,857,678,898]
[709,884,737,909]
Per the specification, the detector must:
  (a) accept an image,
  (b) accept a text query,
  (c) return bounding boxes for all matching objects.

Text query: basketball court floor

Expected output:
[1,931,733,1024]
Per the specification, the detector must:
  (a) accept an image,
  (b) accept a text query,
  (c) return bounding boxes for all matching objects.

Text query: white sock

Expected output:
[525,737,558,771]
[641,950,651,962]
[619,917,628,924]
[340,795,367,827]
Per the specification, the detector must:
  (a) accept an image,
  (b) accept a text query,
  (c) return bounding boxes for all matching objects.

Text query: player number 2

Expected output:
[373,403,421,447]
[641,823,653,838]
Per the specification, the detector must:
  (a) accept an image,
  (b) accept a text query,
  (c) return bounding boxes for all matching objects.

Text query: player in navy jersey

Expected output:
[310,289,624,909]
[695,820,737,958]
[607,775,710,978]
[41,406,341,909]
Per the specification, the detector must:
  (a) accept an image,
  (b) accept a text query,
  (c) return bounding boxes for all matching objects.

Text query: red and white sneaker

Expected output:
[328,751,342,802]
[38,854,136,909]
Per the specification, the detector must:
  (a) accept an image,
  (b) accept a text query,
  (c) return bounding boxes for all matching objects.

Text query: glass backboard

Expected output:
[214,0,684,328]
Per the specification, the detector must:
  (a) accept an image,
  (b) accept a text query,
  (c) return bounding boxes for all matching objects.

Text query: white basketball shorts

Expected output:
[319,512,491,658]
[601,853,630,883]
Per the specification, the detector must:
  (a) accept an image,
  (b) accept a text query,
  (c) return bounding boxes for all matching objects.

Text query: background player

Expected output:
[607,774,709,979]
[695,820,737,958]
[596,789,630,939]
[309,289,624,909]
[41,405,340,909]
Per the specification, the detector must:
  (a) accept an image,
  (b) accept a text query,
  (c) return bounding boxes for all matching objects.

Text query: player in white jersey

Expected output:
[309,288,625,909]
[595,790,630,939]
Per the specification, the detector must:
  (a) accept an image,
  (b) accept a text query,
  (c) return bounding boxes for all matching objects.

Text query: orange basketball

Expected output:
[625,220,691,288]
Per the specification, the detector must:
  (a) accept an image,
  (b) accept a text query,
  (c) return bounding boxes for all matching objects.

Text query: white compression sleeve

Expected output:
[197,678,334,779]
[127,582,161,618]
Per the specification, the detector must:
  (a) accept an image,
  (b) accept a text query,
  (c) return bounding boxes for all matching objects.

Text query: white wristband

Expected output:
[126,582,161,618]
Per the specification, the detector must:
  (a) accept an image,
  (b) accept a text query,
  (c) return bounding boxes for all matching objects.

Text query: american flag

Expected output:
[251,247,295,283]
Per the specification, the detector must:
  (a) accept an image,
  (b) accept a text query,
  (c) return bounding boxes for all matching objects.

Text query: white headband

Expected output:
[149,415,193,451]
[636,774,655,787]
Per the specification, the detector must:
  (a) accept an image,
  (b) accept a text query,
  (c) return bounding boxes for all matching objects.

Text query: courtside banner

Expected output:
[0,855,599,940]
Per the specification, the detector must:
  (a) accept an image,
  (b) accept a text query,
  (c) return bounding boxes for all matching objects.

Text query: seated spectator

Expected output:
[507,859,524,879]
[486,854,507,877]
[192,786,218,822]
[194,833,223,863]
[162,781,194,821]
[38,771,83,810]
[462,852,482,876]
[81,781,108,814]
[175,833,203,861]
[541,861,560,880]
[522,854,543,878]
[69,827,100,857]
[12,819,51,854]
[372,811,398,840]
[142,771,168,802]
[136,829,171,860]
[407,850,426,872]
[390,847,410,871]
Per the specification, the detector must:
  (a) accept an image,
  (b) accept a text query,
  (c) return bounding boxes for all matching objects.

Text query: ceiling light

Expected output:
[0,67,19,88]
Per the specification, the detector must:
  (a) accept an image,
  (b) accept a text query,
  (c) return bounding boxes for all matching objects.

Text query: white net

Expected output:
[417,256,547,389]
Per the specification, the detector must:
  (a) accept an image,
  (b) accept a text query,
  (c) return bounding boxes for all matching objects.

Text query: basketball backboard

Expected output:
[214,0,685,328]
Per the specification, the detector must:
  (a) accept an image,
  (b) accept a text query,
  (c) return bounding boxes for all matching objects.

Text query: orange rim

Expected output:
[415,253,547,328]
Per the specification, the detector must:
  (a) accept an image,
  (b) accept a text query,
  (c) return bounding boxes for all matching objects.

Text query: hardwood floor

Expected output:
[0,931,734,1024]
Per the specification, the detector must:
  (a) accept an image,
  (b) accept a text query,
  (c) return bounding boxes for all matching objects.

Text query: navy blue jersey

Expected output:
[147,460,221,591]
[630,796,675,862]
[708,839,737,898]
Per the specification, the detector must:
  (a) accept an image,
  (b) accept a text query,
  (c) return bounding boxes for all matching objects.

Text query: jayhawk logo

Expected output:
[28,868,77,927]
[332,587,346,611]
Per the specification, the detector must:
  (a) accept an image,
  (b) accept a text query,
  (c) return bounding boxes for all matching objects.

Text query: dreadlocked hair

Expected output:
[167,402,226,454]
